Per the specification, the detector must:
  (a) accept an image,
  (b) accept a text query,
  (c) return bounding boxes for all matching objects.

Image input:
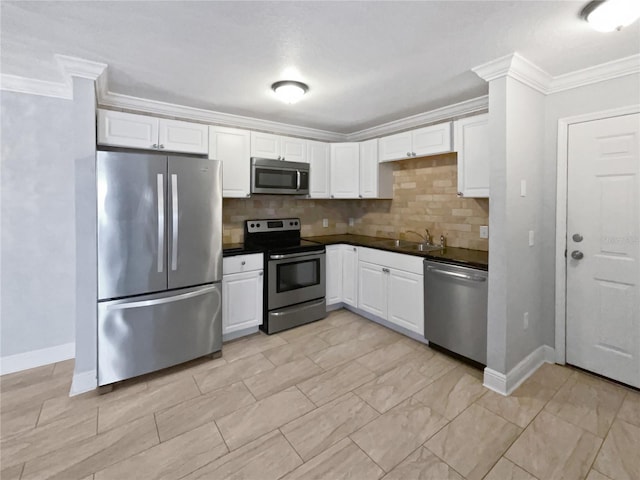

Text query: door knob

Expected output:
[571,250,584,260]
[572,233,583,242]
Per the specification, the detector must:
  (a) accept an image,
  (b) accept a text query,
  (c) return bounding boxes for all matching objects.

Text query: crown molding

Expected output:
[98,89,347,142]
[472,52,553,94]
[345,95,489,142]
[56,54,107,80]
[0,74,72,99]
[549,53,640,93]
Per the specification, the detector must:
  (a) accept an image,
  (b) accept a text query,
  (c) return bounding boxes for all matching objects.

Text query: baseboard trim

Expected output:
[343,305,429,345]
[483,345,555,396]
[70,369,97,396]
[0,342,75,375]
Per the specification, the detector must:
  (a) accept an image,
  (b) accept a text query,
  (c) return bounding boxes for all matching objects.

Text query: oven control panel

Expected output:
[246,218,300,233]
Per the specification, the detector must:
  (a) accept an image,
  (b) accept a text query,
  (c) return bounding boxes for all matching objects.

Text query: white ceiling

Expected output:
[1,1,639,134]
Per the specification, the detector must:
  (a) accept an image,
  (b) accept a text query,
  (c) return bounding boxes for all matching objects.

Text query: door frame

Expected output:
[554,104,640,364]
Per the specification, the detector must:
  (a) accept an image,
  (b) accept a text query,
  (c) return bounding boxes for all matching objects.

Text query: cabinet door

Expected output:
[209,126,251,198]
[222,270,263,334]
[358,261,387,318]
[281,137,306,163]
[388,269,424,335]
[454,114,489,198]
[306,140,331,198]
[378,131,412,162]
[158,119,209,154]
[359,139,378,198]
[342,245,358,307]
[325,245,343,306]
[412,122,452,157]
[97,109,159,150]
[330,143,360,198]
[250,132,280,159]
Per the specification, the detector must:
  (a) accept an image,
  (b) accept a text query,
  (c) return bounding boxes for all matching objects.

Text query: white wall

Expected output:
[486,76,546,374]
[0,91,76,367]
[540,73,640,348]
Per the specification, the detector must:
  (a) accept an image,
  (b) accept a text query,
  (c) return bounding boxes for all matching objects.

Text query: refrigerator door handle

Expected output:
[104,285,219,311]
[171,173,179,271]
[156,173,164,273]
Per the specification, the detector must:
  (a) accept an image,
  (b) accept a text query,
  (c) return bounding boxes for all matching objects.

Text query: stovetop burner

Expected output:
[243,218,324,255]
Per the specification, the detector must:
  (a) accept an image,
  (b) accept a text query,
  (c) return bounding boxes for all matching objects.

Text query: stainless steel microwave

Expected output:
[251,157,310,195]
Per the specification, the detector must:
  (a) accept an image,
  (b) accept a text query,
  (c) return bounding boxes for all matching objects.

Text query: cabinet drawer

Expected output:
[223,253,263,275]
[358,247,423,275]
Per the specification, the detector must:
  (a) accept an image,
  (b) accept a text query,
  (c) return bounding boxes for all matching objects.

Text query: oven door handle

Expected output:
[270,251,323,260]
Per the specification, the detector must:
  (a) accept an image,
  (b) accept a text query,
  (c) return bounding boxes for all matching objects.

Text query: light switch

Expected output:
[479,226,489,239]
[520,180,527,197]
[349,218,354,227]
[323,218,328,228]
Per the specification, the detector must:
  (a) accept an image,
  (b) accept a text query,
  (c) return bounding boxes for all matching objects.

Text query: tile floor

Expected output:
[1,309,639,480]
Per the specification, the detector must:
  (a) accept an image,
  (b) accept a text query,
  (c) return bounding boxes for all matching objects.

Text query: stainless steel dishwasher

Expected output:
[424,260,488,365]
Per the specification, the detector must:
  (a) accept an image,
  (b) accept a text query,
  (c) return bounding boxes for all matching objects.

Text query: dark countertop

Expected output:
[303,234,489,270]
[222,243,263,257]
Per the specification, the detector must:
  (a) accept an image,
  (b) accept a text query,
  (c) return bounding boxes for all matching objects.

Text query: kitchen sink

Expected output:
[372,238,443,252]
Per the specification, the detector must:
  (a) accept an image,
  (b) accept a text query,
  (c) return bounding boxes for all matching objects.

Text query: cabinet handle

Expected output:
[358,194,362,198]
[406,152,412,157]
[412,152,417,156]
[458,192,464,197]
[246,193,251,197]
[331,195,334,198]
[159,144,165,149]
[382,268,390,273]
[241,261,246,266]
[353,247,356,252]
[259,271,263,276]
[152,143,158,149]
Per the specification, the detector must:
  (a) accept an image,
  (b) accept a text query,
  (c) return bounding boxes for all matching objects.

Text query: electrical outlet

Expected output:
[479,226,489,239]
[524,312,529,330]
[349,218,354,227]
[322,218,328,228]
[529,230,535,246]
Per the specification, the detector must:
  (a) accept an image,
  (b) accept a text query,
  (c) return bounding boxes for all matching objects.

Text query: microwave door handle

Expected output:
[296,170,301,191]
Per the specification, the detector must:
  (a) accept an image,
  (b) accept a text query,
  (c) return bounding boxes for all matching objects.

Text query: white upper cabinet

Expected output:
[250,132,306,162]
[454,113,489,198]
[330,143,360,198]
[98,109,208,154]
[209,126,251,198]
[379,121,452,162]
[158,118,209,154]
[359,138,393,199]
[306,140,331,198]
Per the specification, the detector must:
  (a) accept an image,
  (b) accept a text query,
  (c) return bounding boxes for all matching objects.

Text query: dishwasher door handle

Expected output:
[427,266,486,282]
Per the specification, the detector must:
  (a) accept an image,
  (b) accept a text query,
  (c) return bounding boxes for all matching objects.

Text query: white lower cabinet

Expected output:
[326,244,358,307]
[357,247,424,335]
[222,254,263,335]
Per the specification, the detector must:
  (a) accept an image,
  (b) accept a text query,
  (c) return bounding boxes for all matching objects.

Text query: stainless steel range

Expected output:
[244,218,326,334]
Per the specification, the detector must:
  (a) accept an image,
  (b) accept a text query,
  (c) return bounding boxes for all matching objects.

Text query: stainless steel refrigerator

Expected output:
[96,150,222,386]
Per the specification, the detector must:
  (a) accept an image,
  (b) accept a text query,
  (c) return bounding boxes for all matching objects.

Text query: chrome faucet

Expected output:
[405,230,427,243]
[406,229,433,245]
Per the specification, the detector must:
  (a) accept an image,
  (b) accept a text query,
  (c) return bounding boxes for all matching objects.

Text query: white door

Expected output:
[307,140,331,198]
[342,245,358,307]
[325,245,343,306]
[250,132,281,159]
[412,122,452,157]
[379,131,412,162]
[330,143,360,198]
[566,113,640,388]
[388,268,424,335]
[209,126,251,198]
[222,270,263,335]
[359,139,378,198]
[281,137,306,163]
[358,261,387,318]
[97,109,159,150]
[158,119,209,154]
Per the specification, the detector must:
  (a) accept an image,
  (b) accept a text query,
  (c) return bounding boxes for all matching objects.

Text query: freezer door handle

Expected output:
[104,285,219,311]
[171,174,179,271]
[157,174,164,273]
[427,266,486,282]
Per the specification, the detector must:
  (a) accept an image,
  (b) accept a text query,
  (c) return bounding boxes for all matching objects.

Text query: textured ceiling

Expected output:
[1,1,639,133]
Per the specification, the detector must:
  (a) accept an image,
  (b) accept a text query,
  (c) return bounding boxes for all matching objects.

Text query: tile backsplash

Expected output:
[350,153,489,251]
[223,152,489,251]
[223,197,351,243]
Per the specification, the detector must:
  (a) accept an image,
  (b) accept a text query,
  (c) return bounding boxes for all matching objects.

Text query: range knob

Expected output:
[250,223,255,228]
[256,223,261,228]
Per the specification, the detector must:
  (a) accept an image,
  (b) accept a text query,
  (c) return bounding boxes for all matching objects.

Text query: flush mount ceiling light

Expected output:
[271,80,309,104]
[581,0,640,32]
